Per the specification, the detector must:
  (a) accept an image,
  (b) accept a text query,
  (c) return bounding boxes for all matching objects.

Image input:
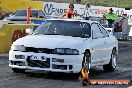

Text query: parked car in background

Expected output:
[5,9,45,21]
[9,19,118,73]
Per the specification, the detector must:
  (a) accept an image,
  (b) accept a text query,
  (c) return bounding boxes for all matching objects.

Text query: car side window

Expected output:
[38,10,45,18]
[31,10,38,17]
[91,23,104,39]
[98,24,109,37]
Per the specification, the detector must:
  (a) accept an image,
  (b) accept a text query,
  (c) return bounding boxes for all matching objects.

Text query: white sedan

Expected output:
[9,19,118,73]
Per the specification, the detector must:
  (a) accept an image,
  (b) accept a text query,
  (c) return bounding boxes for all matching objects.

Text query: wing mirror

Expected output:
[105,28,113,35]
[26,28,33,35]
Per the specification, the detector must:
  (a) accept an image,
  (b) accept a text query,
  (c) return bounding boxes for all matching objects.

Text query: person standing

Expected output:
[103,8,118,28]
[61,4,82,19]
[83,2,90,20]
[121,14,129,40]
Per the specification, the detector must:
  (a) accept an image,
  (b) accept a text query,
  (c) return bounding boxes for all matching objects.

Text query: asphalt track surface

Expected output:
[0,39,132,88]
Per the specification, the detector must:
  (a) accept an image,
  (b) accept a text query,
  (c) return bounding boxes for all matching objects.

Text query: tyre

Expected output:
[103,49,117,72]
[82,51,91,72]
[12,68,25,73]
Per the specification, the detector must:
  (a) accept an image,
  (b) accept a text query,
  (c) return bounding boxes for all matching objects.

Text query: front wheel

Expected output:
[82,51,91,72]
[103,49,117,72]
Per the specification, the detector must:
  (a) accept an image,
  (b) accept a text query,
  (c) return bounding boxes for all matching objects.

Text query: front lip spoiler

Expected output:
[9,64,75,73]
[27,70,74,73]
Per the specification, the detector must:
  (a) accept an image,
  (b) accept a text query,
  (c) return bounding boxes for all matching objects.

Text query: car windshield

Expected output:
[33,20,91,38]
[14,10,38,17]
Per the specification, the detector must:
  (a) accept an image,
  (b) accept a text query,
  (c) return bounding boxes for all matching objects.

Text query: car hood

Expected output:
[13,35,88,49]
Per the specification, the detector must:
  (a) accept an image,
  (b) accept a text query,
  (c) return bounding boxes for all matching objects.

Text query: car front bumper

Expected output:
[9,51,84,73]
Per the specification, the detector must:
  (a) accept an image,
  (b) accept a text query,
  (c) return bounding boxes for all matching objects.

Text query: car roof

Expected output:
[47,18,99,25]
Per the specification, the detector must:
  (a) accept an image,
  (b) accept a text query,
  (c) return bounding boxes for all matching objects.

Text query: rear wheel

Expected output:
[103,49,117,72]
[12,68,25,73]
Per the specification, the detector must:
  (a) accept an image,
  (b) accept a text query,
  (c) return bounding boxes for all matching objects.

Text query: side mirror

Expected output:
[26,28,33,35]
[105,28,113,35]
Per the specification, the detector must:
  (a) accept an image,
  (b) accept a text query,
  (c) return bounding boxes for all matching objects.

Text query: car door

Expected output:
[98,24,113,60]
[91,23,106,65]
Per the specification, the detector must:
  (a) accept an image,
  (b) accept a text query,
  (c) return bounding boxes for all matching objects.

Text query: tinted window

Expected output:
[98,24,109,37]
[14,10,27,16]
[91,23,104,38]
[33,20,91,38]
[30,10,38,17]
[14,10,38,17]
[38,10,45,18]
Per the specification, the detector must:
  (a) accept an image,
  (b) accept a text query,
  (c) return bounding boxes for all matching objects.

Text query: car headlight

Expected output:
[11,45,26,51]
[54,48,79,55]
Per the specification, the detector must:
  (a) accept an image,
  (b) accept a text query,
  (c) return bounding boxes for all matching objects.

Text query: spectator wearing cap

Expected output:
[103,8,118,28]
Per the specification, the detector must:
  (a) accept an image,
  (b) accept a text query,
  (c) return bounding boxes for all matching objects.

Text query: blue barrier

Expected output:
[31,19,44,24]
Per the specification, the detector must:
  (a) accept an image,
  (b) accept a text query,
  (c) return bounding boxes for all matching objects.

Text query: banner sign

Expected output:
[43,2,132,22]
[43,2,84,17]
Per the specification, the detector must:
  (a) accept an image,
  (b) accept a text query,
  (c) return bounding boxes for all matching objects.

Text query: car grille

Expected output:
[27,57,50,68]
[26,47,54,54]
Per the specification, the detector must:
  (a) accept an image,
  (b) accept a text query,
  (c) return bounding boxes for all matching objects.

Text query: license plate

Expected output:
[30,55,47,61]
